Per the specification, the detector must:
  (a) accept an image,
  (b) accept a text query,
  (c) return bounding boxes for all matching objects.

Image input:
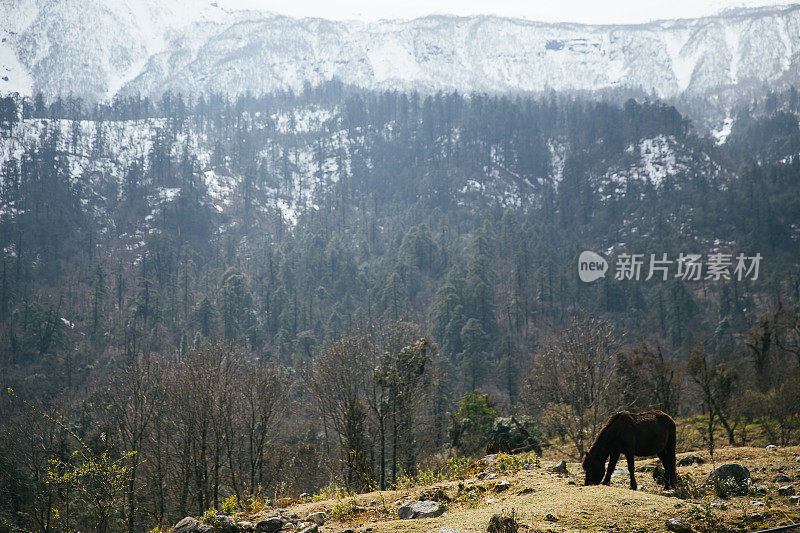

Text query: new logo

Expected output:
[578,251,608,282]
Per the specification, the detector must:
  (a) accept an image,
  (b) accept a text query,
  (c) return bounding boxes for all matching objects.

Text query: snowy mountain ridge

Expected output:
[2,1,800,107]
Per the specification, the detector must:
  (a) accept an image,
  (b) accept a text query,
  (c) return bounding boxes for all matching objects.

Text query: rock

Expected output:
[439,530,462,533]
[636,465,656,472]
[766,445,778,451]
[299,492,310,499]
[237,522,254,532]
[338,530,356,533]
[677,454,705,467]
[172,517,213,533]
[706,463,750,485]
[549,460,568,475]
[518,487,535,495]
[778,485,796,496]
[487,513,521,533]
[494,480,511,492]
[419,487,451,502]
[256,517,285,533]
[751,500,765,506]
[485,497,500,504]
[298,526,318,533]
[789,495,800,504]
[215,515,238,533]
[653,464,666,484]
[774,475,792,483]
[305,512,326,526]
[710,502,727,510]
[751,484,767,494]
[487,473,499,480]
[397,500,444,519]
[665,518,693,533]
[544,513,558,522]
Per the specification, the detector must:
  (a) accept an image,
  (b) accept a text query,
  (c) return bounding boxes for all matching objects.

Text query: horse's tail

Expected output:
[662,414,678,488]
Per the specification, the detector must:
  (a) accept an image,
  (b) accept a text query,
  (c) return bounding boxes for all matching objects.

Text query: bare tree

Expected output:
[524,316,619,455]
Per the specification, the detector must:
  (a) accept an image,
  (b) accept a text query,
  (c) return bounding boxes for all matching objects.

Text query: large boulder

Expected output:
[705,463,750,485]
[305,511,327,526]
[398,500,445,519]
[172,517,213,533]
[665,518,693,533]
[677,454,705,467]
[214,515,238,533]
[255,517,285,533]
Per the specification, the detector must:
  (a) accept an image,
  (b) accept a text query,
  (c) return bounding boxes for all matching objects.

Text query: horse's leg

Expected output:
[625,452,637,490]
[657,450,676,489]
[603,452,620,485]
[660,432,677,489]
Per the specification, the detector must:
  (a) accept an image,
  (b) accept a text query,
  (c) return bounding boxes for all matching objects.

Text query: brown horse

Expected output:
[581,410,676,490]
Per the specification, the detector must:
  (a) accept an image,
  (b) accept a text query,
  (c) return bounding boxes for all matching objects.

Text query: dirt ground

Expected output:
[244,445,800,533]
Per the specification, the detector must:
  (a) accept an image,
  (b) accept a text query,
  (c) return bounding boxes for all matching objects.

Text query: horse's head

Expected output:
[582,451,604,485]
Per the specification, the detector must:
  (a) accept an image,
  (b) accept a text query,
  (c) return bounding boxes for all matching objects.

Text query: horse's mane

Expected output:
[587,412,626,456]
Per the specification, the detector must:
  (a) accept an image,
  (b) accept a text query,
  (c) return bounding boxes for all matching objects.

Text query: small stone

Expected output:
[486,497,500,504]
[298,526,318,533]
[544,513,559,522]
[549,460,568,475]
[299,492,310,499]
[766,445,778,451]
[439,530,463,533]
[665,518,693,533]
[237,522,254,532]
[788,495,800,504]
[494,480,511,492]
[774,475,792,483]
[487,473,499,480]
[778,485,796,496]
[751,500,765,506]
[397,500,444,519]
[518,487,535,495]
[710,502,727,510]
[305,512,326,526]
[751,484,767,495]
[636,465,656,472]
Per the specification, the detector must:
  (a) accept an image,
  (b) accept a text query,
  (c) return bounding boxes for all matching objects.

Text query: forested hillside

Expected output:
[1,84,800,531]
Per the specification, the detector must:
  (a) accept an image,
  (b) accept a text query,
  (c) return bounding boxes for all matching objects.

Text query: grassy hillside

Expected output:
[191,445,800,533]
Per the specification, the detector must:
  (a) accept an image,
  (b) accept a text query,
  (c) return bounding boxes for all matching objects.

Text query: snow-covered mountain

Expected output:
[2,1,800,105]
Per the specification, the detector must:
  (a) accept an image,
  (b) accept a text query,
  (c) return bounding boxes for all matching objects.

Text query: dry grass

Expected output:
[244,445,800,533]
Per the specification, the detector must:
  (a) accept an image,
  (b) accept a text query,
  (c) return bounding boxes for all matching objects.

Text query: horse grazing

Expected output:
[581,410,676,490]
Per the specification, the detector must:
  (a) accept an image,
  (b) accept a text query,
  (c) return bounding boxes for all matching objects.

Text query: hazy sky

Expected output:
[218,0,788,23]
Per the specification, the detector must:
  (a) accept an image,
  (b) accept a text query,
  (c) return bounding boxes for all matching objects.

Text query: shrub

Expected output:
[713,476,749,499]
[397,456,473,488]
[674,472,704,499]
[220,494,238,515]
[330,498,360,521]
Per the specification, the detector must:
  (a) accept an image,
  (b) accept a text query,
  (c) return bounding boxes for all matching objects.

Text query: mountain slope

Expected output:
[2,1,800,106]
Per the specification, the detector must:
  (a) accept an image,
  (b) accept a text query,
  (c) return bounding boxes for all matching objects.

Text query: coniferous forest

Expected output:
[1,82,800,531]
